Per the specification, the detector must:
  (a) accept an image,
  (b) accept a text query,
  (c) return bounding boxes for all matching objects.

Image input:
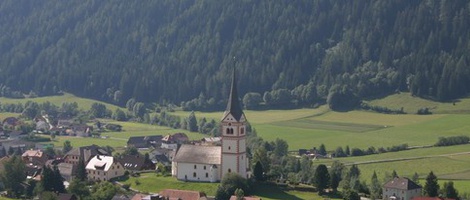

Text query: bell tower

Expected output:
[221,66,248,179]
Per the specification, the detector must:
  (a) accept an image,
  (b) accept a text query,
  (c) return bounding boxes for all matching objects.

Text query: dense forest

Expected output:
[0,0,469,109]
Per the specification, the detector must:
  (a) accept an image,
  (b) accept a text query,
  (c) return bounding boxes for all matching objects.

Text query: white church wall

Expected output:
[176,163,220,182]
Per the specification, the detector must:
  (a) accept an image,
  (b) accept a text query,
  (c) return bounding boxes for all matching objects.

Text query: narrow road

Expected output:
[344,151,470,166]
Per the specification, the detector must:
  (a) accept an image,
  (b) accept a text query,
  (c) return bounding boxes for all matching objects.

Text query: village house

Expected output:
[127,135,163,149]
[85,155,125,182]
[118,154,153,173]
[63,144,109,166]
[383,177,422,200]
[21,149,48,166]
[157,189,208,200]
[161,133,188,150]
[201,137,221,146]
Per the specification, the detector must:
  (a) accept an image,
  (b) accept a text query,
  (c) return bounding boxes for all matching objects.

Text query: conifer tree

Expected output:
[424,171,439,197]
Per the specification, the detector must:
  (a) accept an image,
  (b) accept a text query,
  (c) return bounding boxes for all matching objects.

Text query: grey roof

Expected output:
[225,67,244,122]
[57,162,75,176]
[383,177,421,190]
[65,145,109,163]
[174,145,221,165]
[118,155,146,171]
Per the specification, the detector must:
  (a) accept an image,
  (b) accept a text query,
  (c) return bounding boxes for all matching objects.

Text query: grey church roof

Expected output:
[174,144,221,165]
[225,67,244,121]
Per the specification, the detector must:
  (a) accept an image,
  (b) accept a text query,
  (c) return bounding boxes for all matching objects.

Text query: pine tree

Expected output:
[370,171,382,200]
[76,159,88,181]
[392,170,398,178]
[424,171,439,197]
[313,164,330,195]
[441,181,459,199]
[253,161,264,181]
[187,111,198,132]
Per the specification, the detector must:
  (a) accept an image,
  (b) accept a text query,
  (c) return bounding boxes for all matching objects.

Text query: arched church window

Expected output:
[240,127,244,135]
[228,169,231,173]
[226,128,230,134]
[193,172,196,177]
[230,128,234,134]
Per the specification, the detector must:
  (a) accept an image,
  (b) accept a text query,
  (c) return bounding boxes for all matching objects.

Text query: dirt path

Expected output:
[345,151,470,166]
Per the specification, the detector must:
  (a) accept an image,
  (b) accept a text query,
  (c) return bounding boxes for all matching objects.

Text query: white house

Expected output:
[85,155,125,182]
[383,177,422,200]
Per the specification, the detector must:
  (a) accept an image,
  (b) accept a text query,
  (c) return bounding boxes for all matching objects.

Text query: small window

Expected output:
[228,146,231,150]
[206,173,208,178]
[204,166,206,170]
[241,155,243,160]
[194,165,197,169]
[240,127,244,135]
[228,169,231,173]
[193,172,196,177]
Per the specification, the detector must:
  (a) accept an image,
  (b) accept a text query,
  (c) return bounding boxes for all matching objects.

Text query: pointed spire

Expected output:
[225,58,244,121]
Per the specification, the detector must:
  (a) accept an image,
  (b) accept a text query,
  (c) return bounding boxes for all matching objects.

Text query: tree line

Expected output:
[0,1,469,110]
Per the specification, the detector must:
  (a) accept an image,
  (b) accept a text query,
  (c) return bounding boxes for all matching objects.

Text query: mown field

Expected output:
[0,93,121,111]
[121,173,330,200]
[1,93,470,196]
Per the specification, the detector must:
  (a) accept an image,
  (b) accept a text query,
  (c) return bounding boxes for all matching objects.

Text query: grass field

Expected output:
[0,93,122,111]
[120,173,330,200]
[367,92,470,114]
[2,93,470,197]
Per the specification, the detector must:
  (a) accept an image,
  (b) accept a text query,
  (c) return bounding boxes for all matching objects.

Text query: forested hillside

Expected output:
[0,0,469,109]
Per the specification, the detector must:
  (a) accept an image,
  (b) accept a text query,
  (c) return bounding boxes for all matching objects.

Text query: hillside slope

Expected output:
[0,1,469,105]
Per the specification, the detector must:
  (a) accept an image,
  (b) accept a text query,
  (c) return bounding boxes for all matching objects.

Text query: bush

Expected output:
[417,107,432,115]
[435,136,470,146]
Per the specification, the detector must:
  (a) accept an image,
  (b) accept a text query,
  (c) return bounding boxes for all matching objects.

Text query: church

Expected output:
[172,68,249,182]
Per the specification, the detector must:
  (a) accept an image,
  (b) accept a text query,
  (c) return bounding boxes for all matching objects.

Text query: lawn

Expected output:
[0,93,122,111]
[120,173,329,200]
[46,119,209,149]
[0,112,20,120]
[121,173,219,195]
[366,92,470,114]
[311,145,470,194]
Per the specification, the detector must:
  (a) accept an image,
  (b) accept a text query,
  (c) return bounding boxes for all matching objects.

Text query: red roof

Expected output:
[159,189,206,200]
[412,197,455,200]
[230,196,262,200]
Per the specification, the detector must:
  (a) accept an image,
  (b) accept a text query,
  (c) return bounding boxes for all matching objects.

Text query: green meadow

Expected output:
[121,173,329,200]
[0,93,121,111]
[2,92,470,196]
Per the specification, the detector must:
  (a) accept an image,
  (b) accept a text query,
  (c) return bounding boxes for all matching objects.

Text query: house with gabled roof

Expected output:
[86,155,125,182]
[22,149,48,166]
[383,177,422,200]
[127,135,163,149]
[118,154,153,173]
[63,144,109,166]
[158,189,208,200]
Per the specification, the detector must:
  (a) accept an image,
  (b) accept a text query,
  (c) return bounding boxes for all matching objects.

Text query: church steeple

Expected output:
[225,65,244,122]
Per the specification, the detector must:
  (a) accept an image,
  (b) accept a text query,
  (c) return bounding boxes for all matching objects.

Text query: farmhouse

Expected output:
[127,135,163,149]
[383,177,422,200]
[21,149,48,166]
[172,68,249,182]
[85,155,125,181]
[63,144,109,166]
